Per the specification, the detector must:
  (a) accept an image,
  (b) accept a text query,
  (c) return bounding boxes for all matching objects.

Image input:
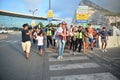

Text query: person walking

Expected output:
[88,23,94,51]
[75,26,84,53]
[72,28,77,55]
[21,23,32,59]
[57,22,69,60]
[100,27,108,52]
[83,28,89,53]
[46,26,53,48]
[35,32,44,56]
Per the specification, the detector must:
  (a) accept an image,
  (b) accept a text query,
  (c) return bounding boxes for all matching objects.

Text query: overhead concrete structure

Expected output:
[72,0,120,29]
[0,10,60,21]
[80,0,120,16]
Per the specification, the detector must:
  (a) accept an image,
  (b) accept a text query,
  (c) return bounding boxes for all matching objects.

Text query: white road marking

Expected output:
[49,56,89,62]
[48,52,83,56]
[50,72,119,80]
[49,63,100,70]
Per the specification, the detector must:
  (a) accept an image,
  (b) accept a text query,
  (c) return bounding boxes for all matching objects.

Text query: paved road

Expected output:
[0,32,120,80]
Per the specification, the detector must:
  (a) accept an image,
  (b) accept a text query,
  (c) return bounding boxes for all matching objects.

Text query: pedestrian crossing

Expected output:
[47,52,119,80]
[0,40,19,43]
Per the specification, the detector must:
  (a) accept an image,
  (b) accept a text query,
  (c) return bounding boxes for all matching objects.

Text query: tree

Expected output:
[37,22,44,28]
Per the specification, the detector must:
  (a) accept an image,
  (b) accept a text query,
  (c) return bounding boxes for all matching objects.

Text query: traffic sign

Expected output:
[76,14,88,20]
[81,23,87,28]
[47,10,53,18]
[76,20,88,23]
[31,20,36,27]
[76,6,89,14]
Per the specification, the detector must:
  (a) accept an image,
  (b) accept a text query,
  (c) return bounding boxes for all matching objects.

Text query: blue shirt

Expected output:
[22,30,30,42]
[100,31,108,39]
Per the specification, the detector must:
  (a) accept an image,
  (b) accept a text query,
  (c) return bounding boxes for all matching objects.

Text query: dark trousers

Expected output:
[75,39,82,52]
[69,38,73,50]
[72,40,76,52]
[47,36,52,48]
[53,39,56,47]
[33,39,36,44]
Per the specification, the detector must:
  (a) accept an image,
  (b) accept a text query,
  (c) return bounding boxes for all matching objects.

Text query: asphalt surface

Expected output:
[0,32,120,80]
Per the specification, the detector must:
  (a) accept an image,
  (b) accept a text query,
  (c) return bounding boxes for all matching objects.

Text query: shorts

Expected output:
[89,38,93,43]
[101,39,107,44]
[38,45,43,50]
[22,41,31,53]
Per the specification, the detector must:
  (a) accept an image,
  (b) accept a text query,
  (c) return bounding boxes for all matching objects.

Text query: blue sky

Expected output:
[0,0,81,18]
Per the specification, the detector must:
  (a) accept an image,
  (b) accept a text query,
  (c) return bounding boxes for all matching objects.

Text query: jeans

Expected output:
[58,39,66,56]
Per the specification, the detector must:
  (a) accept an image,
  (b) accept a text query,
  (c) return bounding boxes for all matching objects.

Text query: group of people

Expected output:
[21,22,108,60]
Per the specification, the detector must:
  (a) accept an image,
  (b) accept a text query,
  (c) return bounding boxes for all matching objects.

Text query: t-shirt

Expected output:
[57,27,63,40]
[36,36,43,46]
[100,31,108,39]
[33,32,37,38]
[22,30,30,42]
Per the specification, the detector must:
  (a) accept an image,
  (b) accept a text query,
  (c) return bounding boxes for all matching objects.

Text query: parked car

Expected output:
[0,29,8,34]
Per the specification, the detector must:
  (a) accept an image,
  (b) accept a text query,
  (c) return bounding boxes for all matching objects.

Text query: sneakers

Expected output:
[73,52,76,55]
[102,49,104,52]
[57,56,61,60]
[69,50,72,54]
[101,49,107,52]
[57,56,63,60]
[104,49,107,52]
[91,48,93,51]
[60,56,63,59]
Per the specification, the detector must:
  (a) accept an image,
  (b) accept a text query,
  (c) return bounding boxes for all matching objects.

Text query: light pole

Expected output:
[29,9,38,28]
[48,0,51,24]
[49,0,51,10]
[29,9,38,19]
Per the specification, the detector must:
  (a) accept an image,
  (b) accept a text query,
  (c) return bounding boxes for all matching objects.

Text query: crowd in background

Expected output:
[21,22,108,60]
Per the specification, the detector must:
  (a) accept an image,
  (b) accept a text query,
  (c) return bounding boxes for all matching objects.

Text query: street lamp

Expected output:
[29,9,38,28]
[29,9,38,18]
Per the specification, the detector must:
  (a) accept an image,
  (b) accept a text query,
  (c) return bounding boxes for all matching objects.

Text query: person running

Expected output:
[57,22,69,60]
[100,27,108,52]
[21,23,32,59]
[83,28,89,53]
[75,26,84,53]
[35,32,44,56]
[88,23,94,51]
[46,26,53,48]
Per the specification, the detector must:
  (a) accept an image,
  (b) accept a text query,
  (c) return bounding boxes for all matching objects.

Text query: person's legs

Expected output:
[50,37,53,46]
[53,39,56,47]
[83,41,85,53]
[61,40,66,56]
[75,39,78,51]
[104,39,107,52]
[70,38,73,50]
[78,39,82,52]
[47,36,49,48]
[38,46,43,55]
[22,42,26,52]
[101,39,105,52]
[33,39,36,44]
[26,41,31,59]
[58,40,62,56]
[85,42,88,52]
[73,40,76,52]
